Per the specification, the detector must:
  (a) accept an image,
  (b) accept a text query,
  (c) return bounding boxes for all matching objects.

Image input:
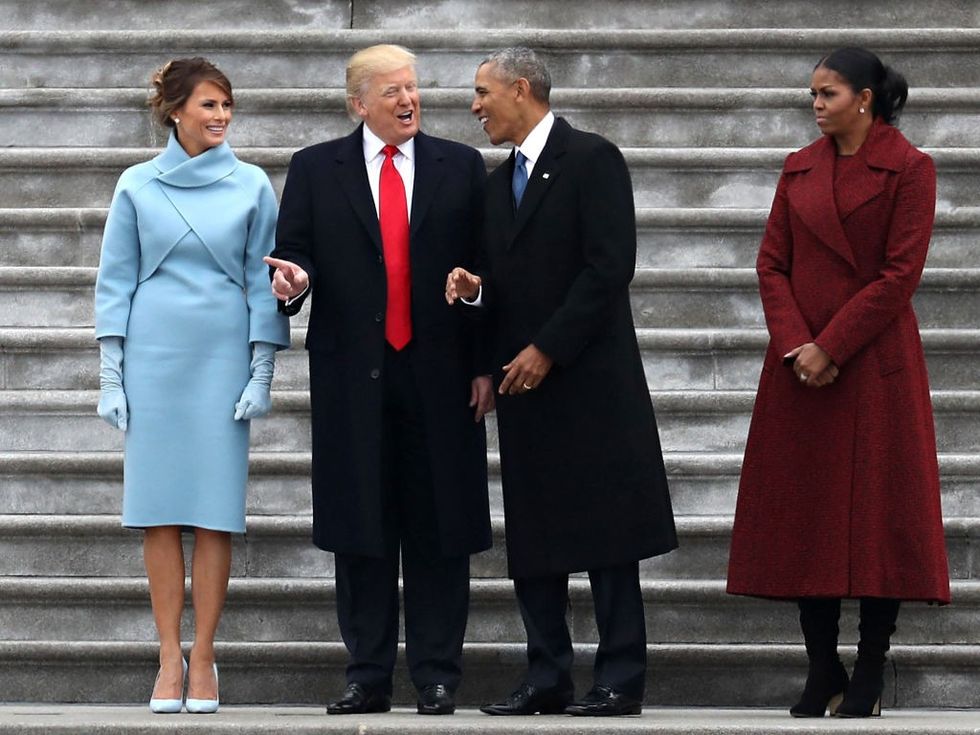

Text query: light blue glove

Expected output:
[234,341,277,421]
[97,336,128,431]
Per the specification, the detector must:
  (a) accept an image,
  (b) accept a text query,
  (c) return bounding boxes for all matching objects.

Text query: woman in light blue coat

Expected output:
[94,58,289,714]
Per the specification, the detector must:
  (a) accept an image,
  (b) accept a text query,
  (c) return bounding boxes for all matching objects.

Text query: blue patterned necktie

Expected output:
[512,150,528,210]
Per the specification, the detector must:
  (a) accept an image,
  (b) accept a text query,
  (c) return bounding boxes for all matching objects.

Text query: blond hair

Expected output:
[346,44,417,120]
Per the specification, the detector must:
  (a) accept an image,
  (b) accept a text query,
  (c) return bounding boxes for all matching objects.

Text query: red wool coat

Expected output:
[726,120,951,603]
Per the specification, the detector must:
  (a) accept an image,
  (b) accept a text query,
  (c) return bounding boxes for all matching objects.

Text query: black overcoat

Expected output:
[272,126,492,558]
[479,117,677,578]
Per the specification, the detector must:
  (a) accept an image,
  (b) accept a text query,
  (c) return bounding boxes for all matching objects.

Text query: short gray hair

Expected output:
[480,47,551,103]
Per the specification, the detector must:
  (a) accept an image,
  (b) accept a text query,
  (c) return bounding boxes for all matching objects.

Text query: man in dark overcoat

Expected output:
[446,47,677,717]
[266,44,492,717]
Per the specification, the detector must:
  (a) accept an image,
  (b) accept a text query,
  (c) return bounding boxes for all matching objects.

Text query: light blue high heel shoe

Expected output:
[149,657,187,714]
[185,663,219,714]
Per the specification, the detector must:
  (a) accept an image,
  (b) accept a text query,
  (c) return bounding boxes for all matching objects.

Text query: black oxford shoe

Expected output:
[417,683,455,715]
[480,682,573,715]
[326,682,391,715]
[564,684,642,716]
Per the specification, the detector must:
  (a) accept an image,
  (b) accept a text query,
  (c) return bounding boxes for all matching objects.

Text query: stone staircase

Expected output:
[0,0,978,726]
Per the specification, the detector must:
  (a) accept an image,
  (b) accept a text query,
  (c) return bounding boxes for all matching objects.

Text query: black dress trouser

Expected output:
[334,345,470,695]
[514,561,647,700]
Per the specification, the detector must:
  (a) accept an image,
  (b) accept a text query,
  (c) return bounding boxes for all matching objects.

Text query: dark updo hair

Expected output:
[148,57,233,129]
[814,47,908,125]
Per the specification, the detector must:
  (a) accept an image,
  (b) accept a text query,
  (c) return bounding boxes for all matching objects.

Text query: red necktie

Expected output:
[379,144,412,350]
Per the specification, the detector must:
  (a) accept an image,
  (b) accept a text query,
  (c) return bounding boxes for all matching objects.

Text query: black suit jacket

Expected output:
[479,117,677,577]
[273,125,491,557]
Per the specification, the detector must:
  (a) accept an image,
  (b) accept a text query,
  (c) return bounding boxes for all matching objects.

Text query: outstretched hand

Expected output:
[264,256,310,301]
[445,267,481,304]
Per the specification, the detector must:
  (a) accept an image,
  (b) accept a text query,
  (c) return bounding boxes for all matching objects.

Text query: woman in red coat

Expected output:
[726,47,950,718]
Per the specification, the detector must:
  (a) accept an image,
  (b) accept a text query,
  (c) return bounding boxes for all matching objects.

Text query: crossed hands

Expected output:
[785,342,839,388]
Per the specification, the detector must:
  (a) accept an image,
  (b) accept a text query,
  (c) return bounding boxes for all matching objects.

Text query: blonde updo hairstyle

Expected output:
[345,44,417,121]
[148,57,234,129]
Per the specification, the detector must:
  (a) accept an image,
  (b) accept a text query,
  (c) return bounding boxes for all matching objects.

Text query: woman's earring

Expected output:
[173,117,180,124]
[859,108,865,114]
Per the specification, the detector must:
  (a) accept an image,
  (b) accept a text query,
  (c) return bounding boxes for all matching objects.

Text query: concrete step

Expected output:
[3,29,980,88]
[2,388,978,454]
[9,706,980,734]
[0,513,978,581]
[7,265,977,330]
[4,87,980,149]
[6,206,980,272]
[0,576,975,646]
[0,0,350,31]
[2,449,977,518]
[627,268,980,330]
[3,147,978,209]
[3,326,979,393]
[5,0,979,31]
[0,639,975,707]
[0,707,978,734]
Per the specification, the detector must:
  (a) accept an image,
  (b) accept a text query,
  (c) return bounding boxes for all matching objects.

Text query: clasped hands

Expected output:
[785,342,839,388]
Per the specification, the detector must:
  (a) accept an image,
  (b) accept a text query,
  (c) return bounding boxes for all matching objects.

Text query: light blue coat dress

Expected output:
[95,133,289,532]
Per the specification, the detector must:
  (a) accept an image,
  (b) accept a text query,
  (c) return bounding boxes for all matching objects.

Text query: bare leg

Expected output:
[143,526,186,700]
[187,528,231,700]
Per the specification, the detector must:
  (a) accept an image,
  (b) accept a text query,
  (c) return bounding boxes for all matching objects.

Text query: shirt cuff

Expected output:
[461,285,483,307]
[285,285,309,307]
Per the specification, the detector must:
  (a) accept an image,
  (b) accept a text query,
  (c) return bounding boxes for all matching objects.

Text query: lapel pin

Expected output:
[542,173,550,179]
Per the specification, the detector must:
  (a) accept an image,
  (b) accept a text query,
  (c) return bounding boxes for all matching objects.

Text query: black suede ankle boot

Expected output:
[791,598,848,717]
[836,598,901,718]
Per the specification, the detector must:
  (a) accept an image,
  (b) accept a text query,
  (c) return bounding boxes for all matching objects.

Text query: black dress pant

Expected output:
[334,345,470,695]
[514,561,646,699]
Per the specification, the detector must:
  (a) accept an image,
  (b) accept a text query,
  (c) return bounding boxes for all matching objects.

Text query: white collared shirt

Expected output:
[514,110,555,179]
[362,123,415,220]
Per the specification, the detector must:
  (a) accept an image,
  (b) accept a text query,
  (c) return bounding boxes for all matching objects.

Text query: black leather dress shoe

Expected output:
[326,683,391,715]
[564,684,642,716]
[417,683,455,715]
[480,682,573,715]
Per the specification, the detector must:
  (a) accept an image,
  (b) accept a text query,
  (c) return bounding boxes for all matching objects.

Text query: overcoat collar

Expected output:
[784,119,910,270]
[505,115,569,248]
[333,124,444,254]
[153,131,239,188]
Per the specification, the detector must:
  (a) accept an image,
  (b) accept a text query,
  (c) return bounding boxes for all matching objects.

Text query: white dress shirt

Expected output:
[362,123,415,219]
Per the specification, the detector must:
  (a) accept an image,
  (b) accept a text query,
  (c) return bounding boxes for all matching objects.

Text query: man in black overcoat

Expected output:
[446,47,677,717]
[265,44,492,717]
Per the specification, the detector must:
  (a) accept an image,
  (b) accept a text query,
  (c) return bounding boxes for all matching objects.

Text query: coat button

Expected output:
[375,312,383,322]
[377,254,384,264]
[370,368,381,379]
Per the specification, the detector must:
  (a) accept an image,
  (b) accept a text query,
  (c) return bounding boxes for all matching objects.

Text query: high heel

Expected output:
[790,598,847,717]
[789,659,848,717]
[834,597,899,718]
[185,663,219,714]
[149,657,187,714]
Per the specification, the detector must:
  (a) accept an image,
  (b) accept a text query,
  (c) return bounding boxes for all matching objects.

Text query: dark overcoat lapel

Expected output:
[332,127,383,253]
